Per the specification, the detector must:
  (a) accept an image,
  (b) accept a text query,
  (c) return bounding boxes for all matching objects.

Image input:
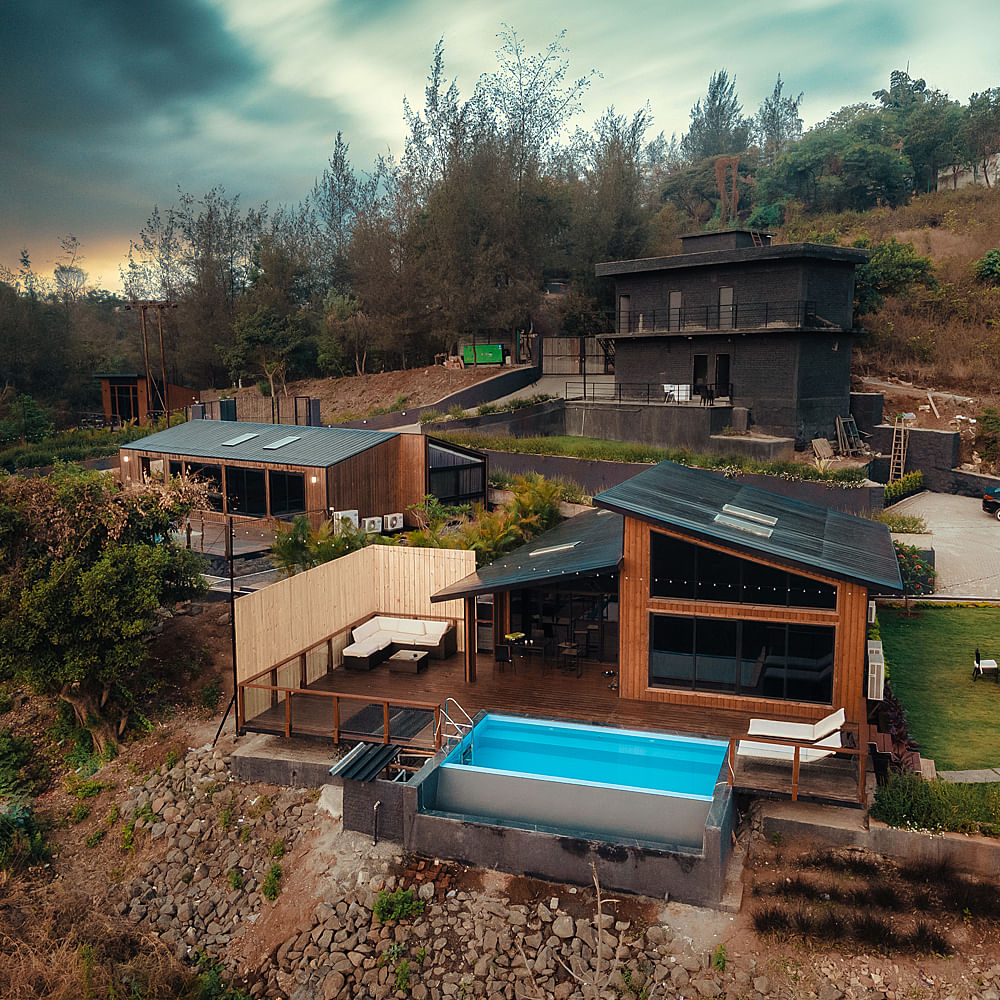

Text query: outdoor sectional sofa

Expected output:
[341,615,457,671]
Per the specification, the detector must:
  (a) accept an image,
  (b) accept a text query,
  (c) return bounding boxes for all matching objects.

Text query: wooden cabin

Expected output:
[433,461,900,730]
[595,462,900,728]
[96,373,198,426]
[119,420,486,528]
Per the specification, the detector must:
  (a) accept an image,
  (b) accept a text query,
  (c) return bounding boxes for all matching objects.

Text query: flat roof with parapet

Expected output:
[594,241,869,278]
[594,461,901,591]
[121,420,398,469]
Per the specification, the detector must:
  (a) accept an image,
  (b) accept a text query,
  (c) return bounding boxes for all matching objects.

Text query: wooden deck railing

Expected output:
[725,725,867,804]
[238,681,442,749]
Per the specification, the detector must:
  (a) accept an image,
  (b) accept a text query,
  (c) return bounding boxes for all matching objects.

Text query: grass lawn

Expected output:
[879,605,1000,771]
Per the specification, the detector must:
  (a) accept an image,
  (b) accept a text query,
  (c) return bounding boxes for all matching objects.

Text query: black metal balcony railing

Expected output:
[565,382,733,405]
[616,300,819,335]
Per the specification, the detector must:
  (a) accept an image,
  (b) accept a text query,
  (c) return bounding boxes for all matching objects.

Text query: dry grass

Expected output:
[0,880,198,1000]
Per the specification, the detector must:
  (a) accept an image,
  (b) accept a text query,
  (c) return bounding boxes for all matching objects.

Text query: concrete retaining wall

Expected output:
[342,777,406,843]
[425,399,566,438]
[338,365,542,430]
[764,812,1000,880]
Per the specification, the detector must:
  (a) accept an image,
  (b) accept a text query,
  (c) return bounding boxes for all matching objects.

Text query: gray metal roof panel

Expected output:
[121,420,397,468]
[431,508,623,602]
[595,242,869,277]
[594,461,901,591]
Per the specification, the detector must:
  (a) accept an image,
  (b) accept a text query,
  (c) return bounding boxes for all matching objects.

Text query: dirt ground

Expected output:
[201,364,503,424]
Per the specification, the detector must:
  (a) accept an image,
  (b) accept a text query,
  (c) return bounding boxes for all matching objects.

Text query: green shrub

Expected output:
[448,404,466,418]
[0,803,49,871]
[269,838,285,859]
[84,828,106,848]
[228,869,244,890]
[894,541,936,595]
[868,511,928,533]
[883,471,924,505]
[418,408,442,424]
[0,686,12,715]
[200,678,222,711]
[261,862,282,901]
[373,887,425,923]
[68,801,90,825]
[394,958,411,991]
[975,408,1000,470]
[871,775,1000,835]
[0,727,48,798]
[973,249,1000,287]
[164,746,181,770]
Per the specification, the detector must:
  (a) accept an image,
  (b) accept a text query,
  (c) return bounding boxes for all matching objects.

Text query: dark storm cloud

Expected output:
[2,0,260,136]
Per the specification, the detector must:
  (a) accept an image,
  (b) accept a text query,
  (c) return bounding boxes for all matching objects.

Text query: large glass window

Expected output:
[268,470,305,516]
[428,443,485,505]
[225,466,266,516]
[187,462,223,511]
[650,532,836,609]
[649,613,834,704]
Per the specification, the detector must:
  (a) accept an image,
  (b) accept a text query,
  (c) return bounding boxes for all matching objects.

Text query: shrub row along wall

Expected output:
[234,545,474,721]
[483,449,884,513]
[338,364,542,430]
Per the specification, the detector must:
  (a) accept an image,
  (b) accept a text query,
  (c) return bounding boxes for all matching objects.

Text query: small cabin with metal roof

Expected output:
[119,420,486,527]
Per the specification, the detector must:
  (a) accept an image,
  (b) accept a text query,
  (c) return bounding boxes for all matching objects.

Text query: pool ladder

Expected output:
[436,697,474,750]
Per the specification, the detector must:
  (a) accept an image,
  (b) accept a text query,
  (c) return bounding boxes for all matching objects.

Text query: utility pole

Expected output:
[125,300,178,421]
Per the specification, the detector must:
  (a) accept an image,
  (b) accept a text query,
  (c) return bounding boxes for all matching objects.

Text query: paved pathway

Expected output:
[892,491,1000,599]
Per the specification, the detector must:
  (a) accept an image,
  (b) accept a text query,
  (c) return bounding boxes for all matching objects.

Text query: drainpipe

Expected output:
[373,800,382,846]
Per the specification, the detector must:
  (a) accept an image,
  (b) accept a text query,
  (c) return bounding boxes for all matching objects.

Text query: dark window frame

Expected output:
[268,470,306,517]
[650,530,837,610]
[648,612,835,705]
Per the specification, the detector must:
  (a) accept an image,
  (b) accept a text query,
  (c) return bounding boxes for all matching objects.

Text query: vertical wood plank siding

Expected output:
[234,546,474,720]
[619,519,869,726]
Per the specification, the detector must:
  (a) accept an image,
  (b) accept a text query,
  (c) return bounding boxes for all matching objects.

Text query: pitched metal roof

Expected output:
[121,420,397,468]
[431,508,623,602]
[595,461,901,591]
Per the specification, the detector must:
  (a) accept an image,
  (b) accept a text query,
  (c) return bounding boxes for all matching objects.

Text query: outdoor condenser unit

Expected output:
[866,639,885,701]
[363,516,383,534]
[384,513,404,532]
[330,509,359,531]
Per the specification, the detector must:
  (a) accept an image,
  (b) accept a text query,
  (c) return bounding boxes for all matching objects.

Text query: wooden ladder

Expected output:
[889,415,909,482]
[835,415,864,457]
[750,230,765,247]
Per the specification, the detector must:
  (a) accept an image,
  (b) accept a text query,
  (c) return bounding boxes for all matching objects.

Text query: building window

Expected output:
[168,461,183,480]
[225,466,267,516]
[650,532,837,609]
[668,291,682,331]
[268,470,306,516]
[187,462,223,511]
[428,443,485,506]
[649,613,834,704]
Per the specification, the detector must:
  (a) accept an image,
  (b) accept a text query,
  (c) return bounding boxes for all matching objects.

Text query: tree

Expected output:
[753,75,803,167]
[901,92,963,192]
[680,70,750,162]
[960,88,1000,186]
[53,234,87,303]
[223,306,308,397]
[0,468,205,752]
[853,238,937,317]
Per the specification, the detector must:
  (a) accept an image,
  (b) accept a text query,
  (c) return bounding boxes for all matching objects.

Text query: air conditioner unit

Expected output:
[867,639,885,701]
[363,515,383,534]
[867,600,877,624]
[384,512,404,532]
[329,509,359,531]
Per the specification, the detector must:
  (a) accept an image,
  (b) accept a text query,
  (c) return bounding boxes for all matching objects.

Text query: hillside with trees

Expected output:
[2,31,1000,431]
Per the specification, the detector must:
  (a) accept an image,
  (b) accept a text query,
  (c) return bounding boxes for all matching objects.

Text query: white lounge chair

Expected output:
[974,648,999,683]
[737,707,845,763]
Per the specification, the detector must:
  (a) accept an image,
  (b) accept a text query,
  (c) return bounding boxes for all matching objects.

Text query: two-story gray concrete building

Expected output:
[595,230,868,446]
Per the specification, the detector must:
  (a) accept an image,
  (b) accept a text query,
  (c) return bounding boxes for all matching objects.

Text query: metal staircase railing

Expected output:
[435,697,474,749]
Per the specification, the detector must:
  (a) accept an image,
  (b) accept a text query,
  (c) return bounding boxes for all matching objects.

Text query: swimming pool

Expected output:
[431,713,728,850]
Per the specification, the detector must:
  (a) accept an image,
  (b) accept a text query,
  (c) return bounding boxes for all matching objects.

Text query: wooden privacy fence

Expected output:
[234,545,475,723]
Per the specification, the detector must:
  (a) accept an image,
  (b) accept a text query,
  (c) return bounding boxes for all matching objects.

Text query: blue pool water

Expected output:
[442,713,727,800]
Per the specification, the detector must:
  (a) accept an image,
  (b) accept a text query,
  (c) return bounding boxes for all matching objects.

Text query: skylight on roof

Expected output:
[221,432,259,447]
[721,503,777,526]
[529,541,581,558]
[713,512,774,538]
[263,435,301,450]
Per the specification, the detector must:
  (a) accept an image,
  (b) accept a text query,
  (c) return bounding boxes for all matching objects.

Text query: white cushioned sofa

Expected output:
[341,615,457,671]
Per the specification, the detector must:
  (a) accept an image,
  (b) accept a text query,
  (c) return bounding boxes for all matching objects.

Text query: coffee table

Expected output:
[388,649,429,674]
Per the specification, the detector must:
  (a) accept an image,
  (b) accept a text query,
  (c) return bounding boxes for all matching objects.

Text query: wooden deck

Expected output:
[241,647,866,805]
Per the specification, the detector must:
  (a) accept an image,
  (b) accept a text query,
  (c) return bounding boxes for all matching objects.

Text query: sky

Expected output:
[3,0,999,291]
